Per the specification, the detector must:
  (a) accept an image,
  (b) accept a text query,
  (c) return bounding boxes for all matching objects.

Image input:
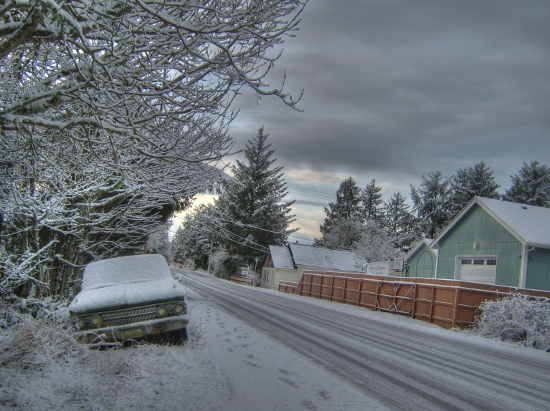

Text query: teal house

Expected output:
[407,197,550,291]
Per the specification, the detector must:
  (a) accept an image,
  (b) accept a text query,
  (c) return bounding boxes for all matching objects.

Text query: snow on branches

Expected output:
[0,0,307,298]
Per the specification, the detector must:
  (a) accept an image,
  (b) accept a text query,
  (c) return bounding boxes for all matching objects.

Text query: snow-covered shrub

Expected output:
[210,250,238,280]
[0,296,70,329]
[0,317,84,371]
[473,293,550,351]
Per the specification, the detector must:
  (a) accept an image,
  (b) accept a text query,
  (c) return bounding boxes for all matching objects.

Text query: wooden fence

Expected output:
[231,275,254,286]
[279,271,550,329]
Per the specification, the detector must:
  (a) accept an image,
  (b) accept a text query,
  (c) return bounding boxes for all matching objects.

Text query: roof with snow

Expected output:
[269,245,295,270]
[432,197,550,248]
[288,243,363,272]
[404,238,438,262]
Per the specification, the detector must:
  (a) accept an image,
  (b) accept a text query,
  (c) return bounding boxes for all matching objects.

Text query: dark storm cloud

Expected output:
[230,0,550,191]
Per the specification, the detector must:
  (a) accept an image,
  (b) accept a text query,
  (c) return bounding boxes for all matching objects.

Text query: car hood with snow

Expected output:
[69,254,186,314]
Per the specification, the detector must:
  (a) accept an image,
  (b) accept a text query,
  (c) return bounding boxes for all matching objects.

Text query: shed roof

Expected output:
[431,197,550,248]
[289,243,363,272]
[404,238,438,262]
[269,245,295,270]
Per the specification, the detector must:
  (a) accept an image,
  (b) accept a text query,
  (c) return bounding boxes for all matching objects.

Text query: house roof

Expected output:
[431,197,550,248]
[404,238,438,262]
[269,245,295,270]
[288,243,363,272]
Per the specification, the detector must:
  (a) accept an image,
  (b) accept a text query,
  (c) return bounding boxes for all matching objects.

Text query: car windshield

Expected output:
[82,255,172,291]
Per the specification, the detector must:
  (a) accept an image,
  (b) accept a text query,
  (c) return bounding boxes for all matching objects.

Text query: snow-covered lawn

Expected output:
[0,288,385,411]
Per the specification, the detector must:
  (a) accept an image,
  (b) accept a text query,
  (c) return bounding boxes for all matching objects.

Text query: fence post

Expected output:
[411,284,417,319]
[429,286,435,323]
[452,287,460,328]
[344,277,348,304]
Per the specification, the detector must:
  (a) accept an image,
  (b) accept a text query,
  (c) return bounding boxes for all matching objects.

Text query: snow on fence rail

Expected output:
[278,271,550,329]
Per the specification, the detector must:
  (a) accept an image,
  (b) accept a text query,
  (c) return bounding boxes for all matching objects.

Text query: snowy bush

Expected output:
[0,317,84,371]
[473,293,550,351]
[0,296,70,329]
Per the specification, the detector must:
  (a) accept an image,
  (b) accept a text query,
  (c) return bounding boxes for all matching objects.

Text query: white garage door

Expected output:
[457,258,497,284]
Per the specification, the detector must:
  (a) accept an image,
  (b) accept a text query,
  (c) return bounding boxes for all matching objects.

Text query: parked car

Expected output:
[69,254,188,343]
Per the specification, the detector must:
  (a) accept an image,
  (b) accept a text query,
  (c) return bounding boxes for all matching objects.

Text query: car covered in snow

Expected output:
[69,254,188,343]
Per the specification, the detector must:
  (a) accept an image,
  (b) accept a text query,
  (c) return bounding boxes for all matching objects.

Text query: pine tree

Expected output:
[215,127,295,267]
[411,171,451,239]
[449,161,500,217]
[503,161,550,207]
[361,179,384,222]
[381,192,418,251]
[318,177,362,246]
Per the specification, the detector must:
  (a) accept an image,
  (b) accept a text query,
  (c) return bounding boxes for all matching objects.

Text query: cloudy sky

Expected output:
[178,0,550,243]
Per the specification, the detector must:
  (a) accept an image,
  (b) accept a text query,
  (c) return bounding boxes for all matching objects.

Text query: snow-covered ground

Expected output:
[0,288,385,411]
[2,269,549,411]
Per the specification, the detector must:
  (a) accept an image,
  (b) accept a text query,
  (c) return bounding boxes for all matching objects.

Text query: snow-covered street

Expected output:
[177,269,550,411]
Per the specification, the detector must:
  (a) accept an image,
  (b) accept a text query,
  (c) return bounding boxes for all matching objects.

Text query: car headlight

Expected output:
[156,305,168,317]
[91,315,103,327]
[173,303,186,315]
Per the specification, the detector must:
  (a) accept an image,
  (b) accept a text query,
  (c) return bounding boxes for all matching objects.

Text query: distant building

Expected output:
[261,243,363,290]
[404,238,437,278]
[405,197,550,291]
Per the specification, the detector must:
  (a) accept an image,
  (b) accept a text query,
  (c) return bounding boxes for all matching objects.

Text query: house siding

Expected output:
[526,247,550,291]
[437,204,523,286]
[407,245,436,278]
[262,267,300,290]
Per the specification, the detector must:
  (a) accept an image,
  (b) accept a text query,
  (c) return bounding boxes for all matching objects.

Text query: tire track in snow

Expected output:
[177,269,550,411]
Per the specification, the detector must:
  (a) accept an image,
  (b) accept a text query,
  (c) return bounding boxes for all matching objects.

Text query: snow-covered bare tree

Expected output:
[360,179,384,222]
[0,0,307,299]
[320,217,362,250]
[449,161,500,217]
[502,161,550,208]
[214,127,296,267]
[411,171,451,239]
[147,224,173,264]
[353,220,396,263]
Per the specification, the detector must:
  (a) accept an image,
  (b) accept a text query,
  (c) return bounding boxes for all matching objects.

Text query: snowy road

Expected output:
[176,268,550,411]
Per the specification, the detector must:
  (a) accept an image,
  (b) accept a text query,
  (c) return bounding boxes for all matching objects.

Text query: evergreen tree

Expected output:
[361,179,384,222]
[215,127,295,267]
[175,205,218,269]
[381,192,418,251]
[503,161,550,207]
[171,226,187,264]
[318,177,362,246]
[411,171,451,239]
[449,161,500,217]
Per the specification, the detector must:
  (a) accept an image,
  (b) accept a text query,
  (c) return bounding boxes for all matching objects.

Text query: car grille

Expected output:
[74,301,186,331]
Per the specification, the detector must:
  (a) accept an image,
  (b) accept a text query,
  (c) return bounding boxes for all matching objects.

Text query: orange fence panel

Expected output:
[278,271,550,329]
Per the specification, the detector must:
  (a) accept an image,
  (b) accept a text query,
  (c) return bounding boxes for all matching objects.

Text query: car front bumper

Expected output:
[77,316,189,343]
